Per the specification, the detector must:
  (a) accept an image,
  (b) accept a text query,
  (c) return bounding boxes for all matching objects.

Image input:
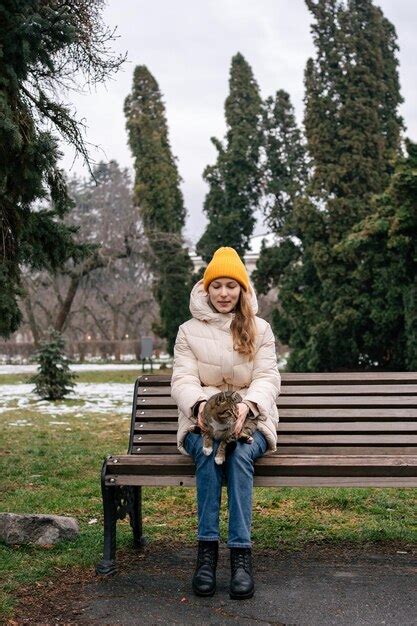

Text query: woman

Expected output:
[171,246,281,600]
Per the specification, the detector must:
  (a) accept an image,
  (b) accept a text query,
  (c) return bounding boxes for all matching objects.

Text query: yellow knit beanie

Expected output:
[203,247,249,292]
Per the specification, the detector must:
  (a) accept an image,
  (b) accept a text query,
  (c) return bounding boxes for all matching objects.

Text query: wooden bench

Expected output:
[96,372,417,575]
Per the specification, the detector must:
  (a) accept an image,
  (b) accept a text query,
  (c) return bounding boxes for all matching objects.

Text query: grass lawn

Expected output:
[1,369,416,619]
[0,366,171,386]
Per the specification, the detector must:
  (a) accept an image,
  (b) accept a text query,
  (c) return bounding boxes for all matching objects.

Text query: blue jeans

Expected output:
[183,430,268,548]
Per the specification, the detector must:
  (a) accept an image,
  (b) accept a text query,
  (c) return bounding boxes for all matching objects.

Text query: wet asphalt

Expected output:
[76,544,417,625]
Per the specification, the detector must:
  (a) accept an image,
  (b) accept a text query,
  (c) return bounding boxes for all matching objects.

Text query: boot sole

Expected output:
[229,589,254,600]
[192,585,216,597]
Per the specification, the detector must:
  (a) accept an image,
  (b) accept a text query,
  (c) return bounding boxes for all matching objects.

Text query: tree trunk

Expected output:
[55,275,80,332]
[22,294,40,347]
[113,311,121,361]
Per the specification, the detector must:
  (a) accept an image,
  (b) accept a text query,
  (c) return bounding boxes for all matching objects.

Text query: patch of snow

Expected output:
[7,418,33,427]
[1,383,133,418]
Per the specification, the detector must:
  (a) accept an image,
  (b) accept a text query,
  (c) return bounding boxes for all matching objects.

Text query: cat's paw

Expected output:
[214,455,225,465]
[238,435,253,444]
[203,446,213,456]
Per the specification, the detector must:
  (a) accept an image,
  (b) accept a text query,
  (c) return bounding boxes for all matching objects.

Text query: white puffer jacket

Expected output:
[171,278,281,456]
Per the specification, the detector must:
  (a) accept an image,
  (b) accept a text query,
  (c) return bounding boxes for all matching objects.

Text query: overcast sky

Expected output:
[60,0,417,246]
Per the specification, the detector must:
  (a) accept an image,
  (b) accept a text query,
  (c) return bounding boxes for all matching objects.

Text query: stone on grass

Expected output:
[0,513,79,546]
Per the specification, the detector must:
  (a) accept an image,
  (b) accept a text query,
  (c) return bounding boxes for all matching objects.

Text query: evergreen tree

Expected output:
[335,140,417,370]
[308,0,403,237]
[0,0,124,338]
[253,0,404,371]
[262,89,308,234]
[305,0,403,371]
[29,329,77,400]
[197,53,263,261]
[252,89,318,369]
[124,66,193,354]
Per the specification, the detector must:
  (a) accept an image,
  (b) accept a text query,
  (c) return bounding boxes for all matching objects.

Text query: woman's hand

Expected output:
[197,401,207,429]
[234,402,249,437]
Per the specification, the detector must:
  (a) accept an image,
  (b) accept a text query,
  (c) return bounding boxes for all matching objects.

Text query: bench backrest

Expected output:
[128,372,417,457]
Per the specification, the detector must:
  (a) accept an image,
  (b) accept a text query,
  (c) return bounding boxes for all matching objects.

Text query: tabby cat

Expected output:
[191,390,258,464]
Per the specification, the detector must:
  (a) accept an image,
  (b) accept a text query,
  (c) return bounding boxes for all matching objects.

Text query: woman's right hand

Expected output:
[197,401,207,429]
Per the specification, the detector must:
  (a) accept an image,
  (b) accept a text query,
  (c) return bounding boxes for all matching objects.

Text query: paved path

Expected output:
[75,545,416,625]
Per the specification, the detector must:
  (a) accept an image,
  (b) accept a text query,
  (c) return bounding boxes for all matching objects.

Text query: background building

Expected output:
[189,233,278,275]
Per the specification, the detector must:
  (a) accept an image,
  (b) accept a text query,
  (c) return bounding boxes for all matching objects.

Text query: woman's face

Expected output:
[208,277,241,313]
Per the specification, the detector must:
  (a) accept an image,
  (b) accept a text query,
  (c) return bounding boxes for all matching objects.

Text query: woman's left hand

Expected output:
[234,402,249,437]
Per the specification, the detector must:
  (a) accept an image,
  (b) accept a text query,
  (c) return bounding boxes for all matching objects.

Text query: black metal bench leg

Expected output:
[129,486,146,548]
[96,462,118,576]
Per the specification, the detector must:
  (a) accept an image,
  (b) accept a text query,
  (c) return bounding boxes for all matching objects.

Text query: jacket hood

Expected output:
[189,278,258,325]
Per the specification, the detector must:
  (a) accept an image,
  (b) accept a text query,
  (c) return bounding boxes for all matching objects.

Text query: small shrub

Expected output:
[29,329,77,400]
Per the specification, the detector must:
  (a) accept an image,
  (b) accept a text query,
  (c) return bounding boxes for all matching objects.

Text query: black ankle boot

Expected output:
[229,547,254,599]
[192,540,219,597]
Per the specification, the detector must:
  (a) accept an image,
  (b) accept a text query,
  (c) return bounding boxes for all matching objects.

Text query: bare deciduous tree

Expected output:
[17,161,158,355]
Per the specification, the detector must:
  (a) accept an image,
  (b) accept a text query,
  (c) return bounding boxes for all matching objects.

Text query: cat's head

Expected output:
[209,391,241,423]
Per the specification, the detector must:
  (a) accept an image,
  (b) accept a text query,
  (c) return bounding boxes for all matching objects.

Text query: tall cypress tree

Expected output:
[322,0,403,237]
[262,89,308,235]
[303,0,402,236]
[252,88,317,369]
[254,0,404,371]
[306,0,403,370]
[124,66,193,354]
[197,53,263,261]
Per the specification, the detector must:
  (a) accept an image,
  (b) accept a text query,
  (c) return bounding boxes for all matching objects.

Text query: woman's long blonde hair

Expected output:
[231,285,257,360]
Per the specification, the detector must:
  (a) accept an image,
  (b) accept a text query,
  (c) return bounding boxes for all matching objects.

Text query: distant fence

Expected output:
[0,339,166,364]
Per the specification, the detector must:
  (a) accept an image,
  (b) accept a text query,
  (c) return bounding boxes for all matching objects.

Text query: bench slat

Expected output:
[133,434,417,445]
[135,408,417,420]
[279,384,417,395]
[138,372,417,385]
[280,373,417,383]
[279,422,417,432]
[136,409,178,418]
[277,408,417,419]
[137,384,417,397]
[137,396,417,408]
[130,445,417,455]
[107,454,417,468]
[134,421,417,433]
[105,475,417,487]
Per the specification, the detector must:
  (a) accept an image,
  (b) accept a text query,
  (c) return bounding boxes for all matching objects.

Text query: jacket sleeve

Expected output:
[171,325,210,418]
[241,323,281,419]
